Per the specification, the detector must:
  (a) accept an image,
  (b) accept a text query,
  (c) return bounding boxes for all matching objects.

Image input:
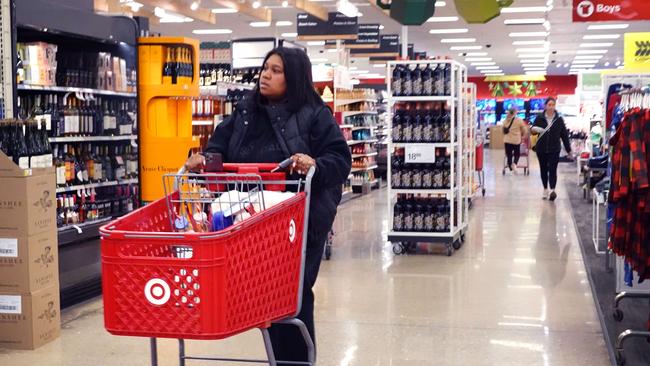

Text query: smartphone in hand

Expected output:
[204,152,223,172]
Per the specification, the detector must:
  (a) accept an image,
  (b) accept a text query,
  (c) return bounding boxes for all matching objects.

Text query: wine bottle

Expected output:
[163,47,173,85]
[54,145,66,187]
[64,144,74,185]
[39,119,52,167]
[14,121,30,169]
[93,145,103,182]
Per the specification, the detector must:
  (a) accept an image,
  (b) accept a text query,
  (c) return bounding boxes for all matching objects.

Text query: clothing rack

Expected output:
[603,73,650,365]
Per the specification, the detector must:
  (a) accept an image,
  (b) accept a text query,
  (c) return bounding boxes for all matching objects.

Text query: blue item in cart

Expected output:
[174,216,190,231]
[625,261,633,287]
[212,211,234,231]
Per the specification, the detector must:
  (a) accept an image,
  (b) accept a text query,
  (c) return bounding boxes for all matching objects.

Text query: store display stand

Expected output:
[463,82,477,212]
[386,60,468,256]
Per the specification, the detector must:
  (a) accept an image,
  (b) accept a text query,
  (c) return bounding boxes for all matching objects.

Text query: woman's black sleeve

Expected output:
[204,114,236,159]
[559,119,572,153]
[309,107,352,189]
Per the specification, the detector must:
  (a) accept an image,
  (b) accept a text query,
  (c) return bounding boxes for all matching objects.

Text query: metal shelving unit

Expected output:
[56,178,139,194]
[386,60,469,256]
[49,135,137,143]
[17,84,137,98]
[463,83,478,219]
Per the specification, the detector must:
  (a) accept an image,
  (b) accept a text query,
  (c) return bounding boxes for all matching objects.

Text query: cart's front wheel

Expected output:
[482,188,486,197]
[453,240,461,250]
[616,350,626,366]
[613,309,624,322]
[392,242,404,255]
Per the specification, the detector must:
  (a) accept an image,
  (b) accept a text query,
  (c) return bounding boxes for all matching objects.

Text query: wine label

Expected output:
[103,115,111,130]
[95,163,103,180]
[423,79,433,96]
[18,156,29,170]
[393,213,403,231]
[56,165,66,185]
[77,170,84,182]
[82,169,89,182]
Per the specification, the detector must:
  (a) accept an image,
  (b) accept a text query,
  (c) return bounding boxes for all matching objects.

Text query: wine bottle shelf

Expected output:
[56,178,139,193]
[391,142,457,148]
[57,216,115,247]
[350,165,378,173]
[389,96,455,102]
[348,139,378,145]
[352,179,379,187]
[18,84,137,98]
[342,111,378,117]
[49,135,137,143]
[351,152,378,158]
[336,98,377,106]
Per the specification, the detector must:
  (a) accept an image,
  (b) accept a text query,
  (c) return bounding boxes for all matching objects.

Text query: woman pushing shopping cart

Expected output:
[100,46,351,366]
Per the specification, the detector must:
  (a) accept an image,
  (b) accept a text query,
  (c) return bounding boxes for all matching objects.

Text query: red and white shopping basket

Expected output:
[100,163,315,366]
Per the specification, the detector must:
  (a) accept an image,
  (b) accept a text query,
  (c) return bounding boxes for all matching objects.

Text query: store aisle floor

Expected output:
[0,151,609,366]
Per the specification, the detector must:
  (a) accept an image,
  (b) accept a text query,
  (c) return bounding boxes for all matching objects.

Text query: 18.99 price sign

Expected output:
[405,145,436,164]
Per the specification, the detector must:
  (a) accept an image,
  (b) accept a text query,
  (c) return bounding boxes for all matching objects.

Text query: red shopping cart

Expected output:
[100,163,315,366]
[502,134,531,176]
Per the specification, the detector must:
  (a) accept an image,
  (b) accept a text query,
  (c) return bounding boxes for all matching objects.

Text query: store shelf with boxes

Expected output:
[336,88,382,194]
[0,0,144,349]
[386,60,470,257]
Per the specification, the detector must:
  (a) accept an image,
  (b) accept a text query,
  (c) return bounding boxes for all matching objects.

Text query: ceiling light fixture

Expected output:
[556,63,562,68]
[350,70,369,74]
[192,28,233,34]
[435,1,446,6]
[429,28,469,34]
[580,42,614,48]
[521,64,548,68]
[518,53,549,58]
[475,66,500,70]
[576,49,608,54]
[282,32,297,38]
[373,63,387,68]
[450,45,482,50]
[615,60,622,66]
[276,20,293,26]
[525,71,546,75]
[427,16,459,22]
[509,31,549,37]
[311,58,329,63]
[250,21,271,27]
[252,0,261,8]
[307,41,326,46]
[512,40,547,46]
[604,61,611,67]
[572,61,599,65]
[583,34,621,40]
[563,63,569,67]
[516,47,549,53]
[472,62,497,66]
[543,20,551,31]
[587,24,629,30]
[440,38,476,43]
[466,52,489,56]
[504,18,545,25]
[574,55,603,60]
[282,0,289,6]
[501,6,549,13]
[212,7,237,13]
[155,7,194,22]
[190,0,200,10]
[465,57,493,61]
[379,25,384,29]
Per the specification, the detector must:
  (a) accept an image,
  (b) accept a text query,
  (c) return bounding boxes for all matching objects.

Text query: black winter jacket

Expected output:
[531,112,572,155]
[205,94,352,237]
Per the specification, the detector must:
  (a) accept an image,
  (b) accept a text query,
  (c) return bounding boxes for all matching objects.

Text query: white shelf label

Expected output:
[0,295,22,314]
[405,145,436,164]
[0,238,18,257]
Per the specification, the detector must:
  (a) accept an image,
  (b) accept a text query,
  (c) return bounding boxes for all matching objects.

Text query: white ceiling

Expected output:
[150,0,647,77]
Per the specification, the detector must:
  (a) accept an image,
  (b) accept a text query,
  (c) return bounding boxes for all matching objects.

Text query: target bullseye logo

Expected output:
[289,219,297,243]
[144,278,171,306]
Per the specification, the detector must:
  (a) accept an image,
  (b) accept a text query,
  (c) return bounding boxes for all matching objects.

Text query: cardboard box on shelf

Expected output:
[0,153,56,237]
[0,228,58,293]
[0,284,60,350]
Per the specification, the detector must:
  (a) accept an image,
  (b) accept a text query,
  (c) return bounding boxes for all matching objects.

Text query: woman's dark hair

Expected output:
[545,97,557,106]
[253,47,324,112]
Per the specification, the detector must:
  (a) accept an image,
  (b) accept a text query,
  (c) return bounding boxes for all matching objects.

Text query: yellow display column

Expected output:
[138,37,200,201]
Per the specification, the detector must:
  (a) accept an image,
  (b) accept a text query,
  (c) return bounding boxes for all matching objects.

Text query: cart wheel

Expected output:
[446,246,453,256]
[392,243,404,255]
[615,350,625,366]
[482,188,486,197]
[613,309,624,322]
[453,240,461,250]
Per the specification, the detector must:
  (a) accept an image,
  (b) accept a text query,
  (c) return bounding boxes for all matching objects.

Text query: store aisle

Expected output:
[0,151,609,366]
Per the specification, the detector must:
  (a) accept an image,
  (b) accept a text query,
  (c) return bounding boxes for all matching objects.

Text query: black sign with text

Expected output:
[297,12,359,39]
[351,34,399,56]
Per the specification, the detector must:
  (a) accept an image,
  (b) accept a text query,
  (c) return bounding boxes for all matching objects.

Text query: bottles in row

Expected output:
[393,196,451,233]
[391,63,452,97]
[163,46,194,85]
[16,94,136,137]
[352,156,376,169]
[351,170,375,186]
[56,184,139,227]
[199,63,231,86]
[57,50,133,92]
[0,119,52,169]
[352,129,374,141]
[53,144,138,187]
[223,89,249,116]
[392,105,452,143]
[391,153,452,189]
[344,114,377,128]
[191,97,221,122]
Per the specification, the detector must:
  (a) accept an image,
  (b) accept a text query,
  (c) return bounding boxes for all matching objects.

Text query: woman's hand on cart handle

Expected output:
[184,153,206,173]
[290,153,316,176]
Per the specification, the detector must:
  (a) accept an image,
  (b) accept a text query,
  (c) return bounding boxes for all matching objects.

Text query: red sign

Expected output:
[573,0,650,22]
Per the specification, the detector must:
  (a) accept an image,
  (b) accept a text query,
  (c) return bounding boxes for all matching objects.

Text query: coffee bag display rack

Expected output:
[386,60,469,257]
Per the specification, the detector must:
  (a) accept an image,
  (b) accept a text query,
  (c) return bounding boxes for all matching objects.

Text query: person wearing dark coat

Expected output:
[184,47,351,364]
[531,97,572,201]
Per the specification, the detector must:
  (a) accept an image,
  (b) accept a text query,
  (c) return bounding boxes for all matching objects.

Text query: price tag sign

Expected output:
[405,145,435,164]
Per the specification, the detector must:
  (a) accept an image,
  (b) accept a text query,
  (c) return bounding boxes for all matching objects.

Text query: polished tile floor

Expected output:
[0,151,609,365]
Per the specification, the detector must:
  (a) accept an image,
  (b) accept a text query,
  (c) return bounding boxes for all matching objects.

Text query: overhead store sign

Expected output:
[325,24,381,49]
[573,0,650,22]
[352,34,399,57]
[297,12,359,40]
[624,32,650,71]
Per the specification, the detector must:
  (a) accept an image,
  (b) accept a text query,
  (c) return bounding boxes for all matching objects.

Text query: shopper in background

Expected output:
[184,47,352,364]
[502,106,528,174]
[531,97,571,201]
